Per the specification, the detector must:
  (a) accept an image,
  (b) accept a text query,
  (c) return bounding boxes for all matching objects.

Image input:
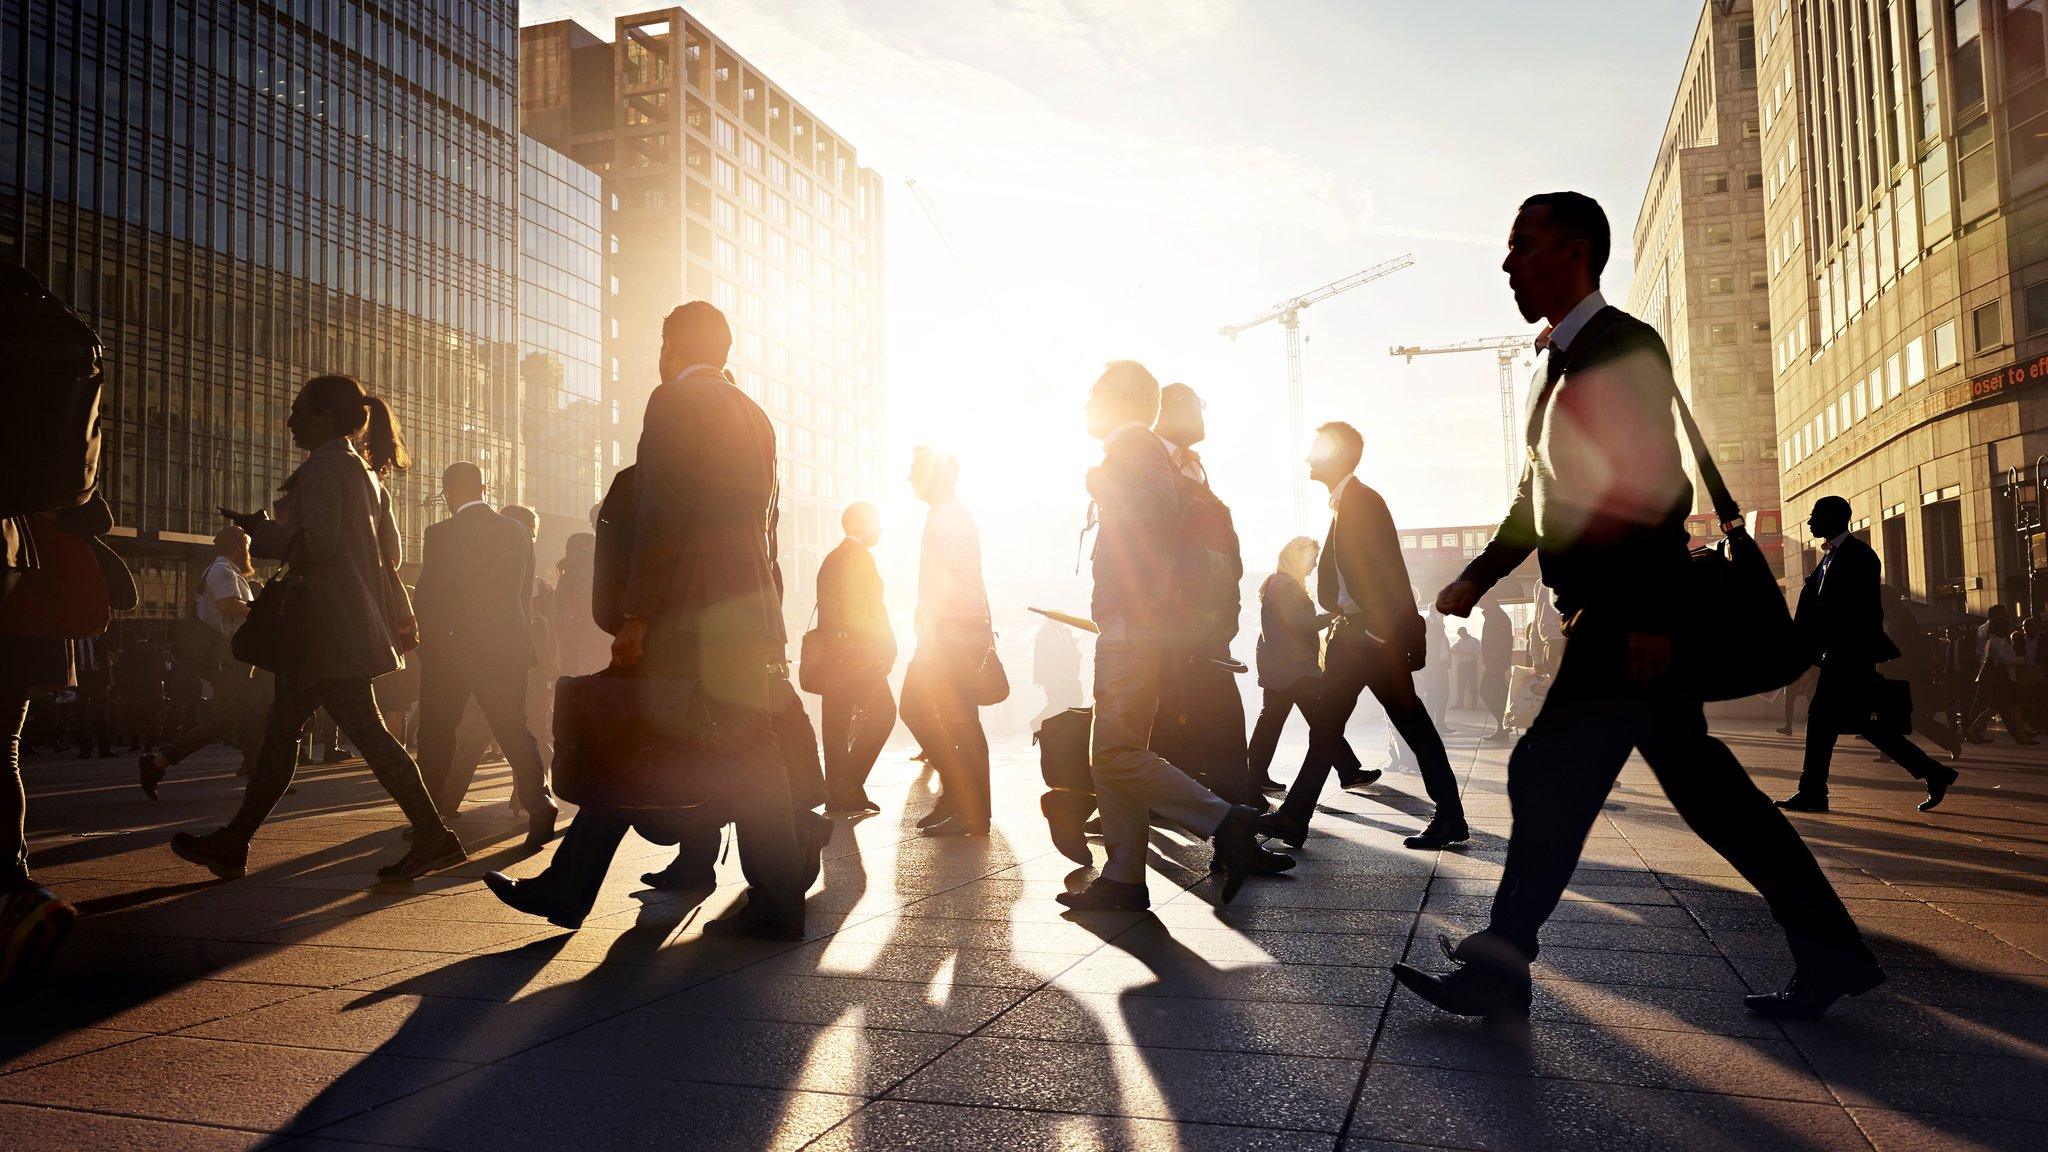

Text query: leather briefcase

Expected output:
[1034,706,1095,796]
[552,669,720,811]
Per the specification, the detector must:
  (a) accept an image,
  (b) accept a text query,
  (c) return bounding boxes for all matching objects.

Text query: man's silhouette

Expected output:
[1479,595,1514,742]
[412,461,559,849]
[1778,496,1959,814]
[1398,191,1881,1022]
[1148,383,1256,807]
[900,447,993,837]
[816,501,897,814]
[486,301,808,940]
[1260,422,1466,851]
[1057,361,1291,911]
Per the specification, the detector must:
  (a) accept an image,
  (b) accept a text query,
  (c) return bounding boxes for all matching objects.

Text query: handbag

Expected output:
[232,542,305,675]
[171,614,229,677]
[797,603,849,696]
[1648,330,1807,701]
[0,516,111,638]
[552,669,720,810]
[972,633,1010,706]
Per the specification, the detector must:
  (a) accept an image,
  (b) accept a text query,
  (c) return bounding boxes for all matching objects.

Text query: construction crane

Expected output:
[1220,254,1415,531]
[1388,335,1537,500]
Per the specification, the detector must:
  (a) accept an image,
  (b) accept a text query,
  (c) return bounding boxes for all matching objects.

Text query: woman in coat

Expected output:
[1247,537,1362,793]
[170,374,463,882]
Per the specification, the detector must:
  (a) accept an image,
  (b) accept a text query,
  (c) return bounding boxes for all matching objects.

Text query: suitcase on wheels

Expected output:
[552,670,720,811]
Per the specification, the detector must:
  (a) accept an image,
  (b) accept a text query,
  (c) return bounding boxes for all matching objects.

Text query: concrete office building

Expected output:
[517,134,607,567]
[1629,0,1789,571]
[0,0,522,617]
[520,7,886,616]
[1763,0,2048,612]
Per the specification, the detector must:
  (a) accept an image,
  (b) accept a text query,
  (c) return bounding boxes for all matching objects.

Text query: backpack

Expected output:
[0,267,103,519]
[1165,457,1244,648]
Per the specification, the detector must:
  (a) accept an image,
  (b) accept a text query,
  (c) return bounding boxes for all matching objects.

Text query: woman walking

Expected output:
[1247,537,1363,794]
[1967,616,2038,746]
[169,375,464,881]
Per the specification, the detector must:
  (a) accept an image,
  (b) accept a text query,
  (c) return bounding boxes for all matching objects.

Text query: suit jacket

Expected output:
[816,538,896,668]
[414,503,538,671]
[1088,424,1179,635]
[618,366,785,679]
[1318,477,1423,657]
[249,438,404,683]
[1796,536,1900,667]
[1458,306,1693,632]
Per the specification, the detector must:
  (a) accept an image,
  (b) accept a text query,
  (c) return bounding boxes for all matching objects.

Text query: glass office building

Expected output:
[0,0,520,616]
[517,134,606,565]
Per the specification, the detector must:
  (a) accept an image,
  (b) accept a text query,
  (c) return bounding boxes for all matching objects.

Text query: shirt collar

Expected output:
[452,499,492,517]
[1543,290,1607,355]
[1822,531,1852,553]
[674,363,725,383]
[1328,473,1357,510]
[1106,420,1157,448]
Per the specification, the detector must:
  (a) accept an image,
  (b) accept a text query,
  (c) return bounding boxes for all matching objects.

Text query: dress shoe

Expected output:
[920,815,990,838]
[1403,820,1471,850]
[640,863,717,892]
[1336,767,1384,792]
[701,900,804,941]
[1919,765,1959,812]
[138,752,168,800]
[914,797,956,829]
[1392,957,1532,1021]
[377,829,467,880]
[1254,810,1308,850]
[1775,725,1794,735]
[1482,729,1515,744]
[799,810,834,889]
[523,798,561,852]
[1041,789,1096,866]
[1743,964,1886,1019]
[170,829,249,879]
[483,871,585,929]
[1083,815,1105,835]
[0,884,77,995]
[824,788,880,814]
[1211,805,1295,902]
[1056,878,1149,911]
[2016,736,2040,746]
[1256,774,1286,794]
[1775,793,1830,813]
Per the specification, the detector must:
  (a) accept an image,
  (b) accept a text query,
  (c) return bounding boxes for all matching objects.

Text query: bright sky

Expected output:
[526,0,1701,624]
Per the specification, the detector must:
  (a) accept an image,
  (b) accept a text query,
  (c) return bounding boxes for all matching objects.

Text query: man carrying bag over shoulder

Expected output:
[485,302,808,940]
[1393,192,1881,1024]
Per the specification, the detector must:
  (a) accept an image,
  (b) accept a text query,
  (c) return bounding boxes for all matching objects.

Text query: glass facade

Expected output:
[0,0,520,616]
[517,134,605,557]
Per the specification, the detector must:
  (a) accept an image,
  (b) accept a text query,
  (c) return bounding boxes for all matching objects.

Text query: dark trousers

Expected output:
[416,655,551,814]
[3,695,28,890]
[822,674,895,799]
[1458,627,1873,981]
[1799,662,1945,798]
[1152,649,1254,807]
[535,683,805,923]
[900,644,989,825]
[71,687,111,754]
[226,675,449,843]
[777,690,827,812]
[1278,627,1461,827]
[122,689,163,750]
[1248,674,1360,781]
[160,666,270,772]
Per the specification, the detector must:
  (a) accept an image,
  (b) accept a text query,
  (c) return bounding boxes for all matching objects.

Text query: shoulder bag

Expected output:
[232,537,305,674]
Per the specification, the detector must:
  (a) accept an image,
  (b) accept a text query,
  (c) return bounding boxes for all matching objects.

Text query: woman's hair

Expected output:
[1264,536,1321,600]
[301,373,411,475]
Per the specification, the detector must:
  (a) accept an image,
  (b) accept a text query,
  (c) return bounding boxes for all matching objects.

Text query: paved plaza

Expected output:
[4,711,2046,1151]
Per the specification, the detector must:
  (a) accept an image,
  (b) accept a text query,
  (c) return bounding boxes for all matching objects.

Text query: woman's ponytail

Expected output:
[361,394,411,476]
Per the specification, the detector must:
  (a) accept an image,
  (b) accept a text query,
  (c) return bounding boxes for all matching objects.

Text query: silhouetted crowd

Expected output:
[6,191,1998,1024]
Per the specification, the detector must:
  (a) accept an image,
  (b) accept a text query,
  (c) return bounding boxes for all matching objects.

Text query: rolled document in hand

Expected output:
[1028,607,1248,674]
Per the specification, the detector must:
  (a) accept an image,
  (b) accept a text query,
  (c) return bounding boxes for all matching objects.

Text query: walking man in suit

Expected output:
[817,501,897,814]
[486,301,810,940]
[1057,361,1292,911]
[411,461,558,848]
[1396,191,1881,1021]
[1778,496,1960,814]
[1260,422,1466,850]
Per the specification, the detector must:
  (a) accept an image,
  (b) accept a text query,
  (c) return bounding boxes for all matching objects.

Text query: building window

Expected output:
[1718,441,1744,462]
[1705,172,1729,193]
[1951,1,1986,112]
[1752,319,1771,340]
[1711,373,1741,396]
[1957,116,1996,203]
[1710,322,1737,345]
[1934,319,1960,369]
[2027,279,2048,334]
[1750,270,1768,292]
[1888,351,1904,398]
[1709,273,1735,294]
[1741,118,1760,138]
[1906,336,1928,384]
[1921,145,1953,239]
[1972,300,2004,350]
[1705,222,1733,244]
[1745,171,1764,190]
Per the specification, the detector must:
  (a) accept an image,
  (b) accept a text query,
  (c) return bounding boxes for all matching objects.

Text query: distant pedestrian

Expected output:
[1479,596,1514,743]
[1450,626,1481,710]
[813,501,898,814]
[140,526,273,798]
[900,447,995,837]
[1247,536,1363,794]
